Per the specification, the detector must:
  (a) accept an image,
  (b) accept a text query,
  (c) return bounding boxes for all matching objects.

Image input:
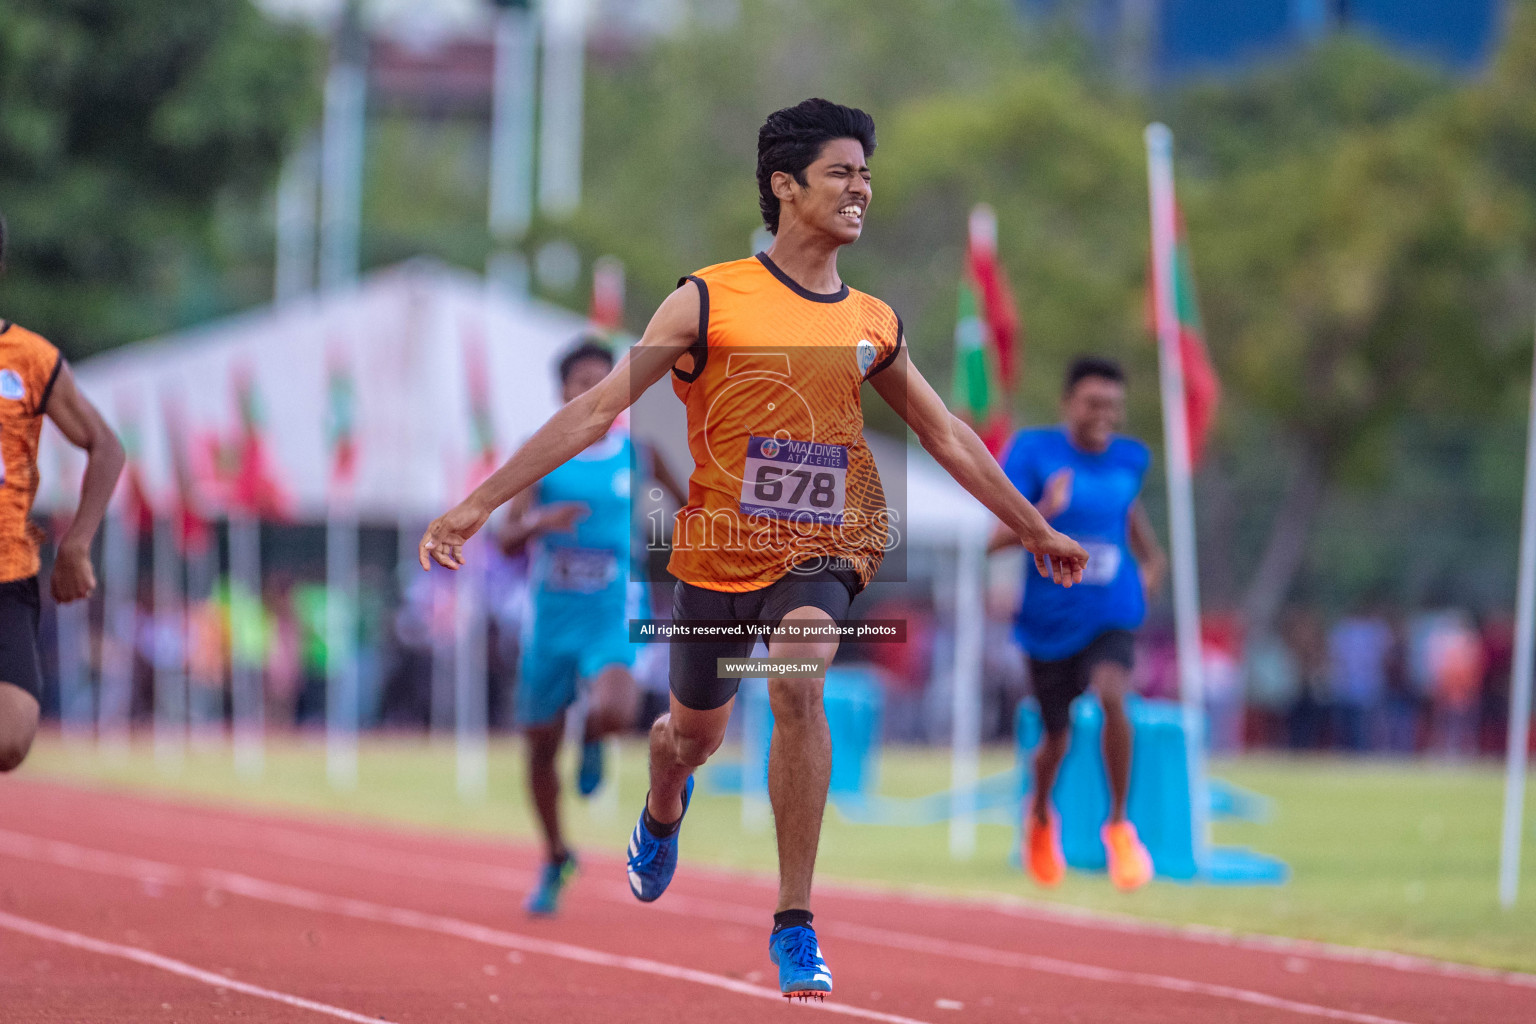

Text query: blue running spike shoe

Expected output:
[524,853,577,917]
[769,924,833,1000]
[625,775,693,902]
[577,739,604,797]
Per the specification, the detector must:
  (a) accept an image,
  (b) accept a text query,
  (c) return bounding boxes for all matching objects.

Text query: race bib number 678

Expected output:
[739,435,847,525]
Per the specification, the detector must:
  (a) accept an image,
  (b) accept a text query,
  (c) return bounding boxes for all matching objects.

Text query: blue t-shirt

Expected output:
[529,431,636,623]
[1001,427,1150,661]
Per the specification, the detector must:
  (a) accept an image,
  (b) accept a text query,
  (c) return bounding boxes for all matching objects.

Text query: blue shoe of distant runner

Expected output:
[625,775,693,902]
[769,924,833,1000]
[577,739,604,797]
[524,853,577,917]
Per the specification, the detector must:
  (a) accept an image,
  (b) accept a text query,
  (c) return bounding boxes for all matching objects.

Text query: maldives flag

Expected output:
[325,347,358,494]
[1151,205,1220,467]
[589,256,625,336]
[160,396,212,554]
[228,367,291,519]
[118,412,156,534]
[462,321,498,486]
[952,205,1020,456]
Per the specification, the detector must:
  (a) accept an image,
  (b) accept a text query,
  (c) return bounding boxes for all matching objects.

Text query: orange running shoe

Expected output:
[1102,821,1154,891]
[1025,814,1066,888]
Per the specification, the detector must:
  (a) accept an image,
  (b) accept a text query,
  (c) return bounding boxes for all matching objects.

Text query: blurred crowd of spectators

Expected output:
[853,593,1519,758]
[1205,605,1515,757]
[43,541,1522,760]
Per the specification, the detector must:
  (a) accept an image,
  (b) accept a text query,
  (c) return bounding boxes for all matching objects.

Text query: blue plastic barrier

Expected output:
[735,666,885,797]
[1016,696,1288,884]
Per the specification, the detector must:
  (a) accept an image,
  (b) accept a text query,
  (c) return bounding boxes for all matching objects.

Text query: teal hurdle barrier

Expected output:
[706,668,1026,826]
[1016,696,1288,884]
[734,667,885,797]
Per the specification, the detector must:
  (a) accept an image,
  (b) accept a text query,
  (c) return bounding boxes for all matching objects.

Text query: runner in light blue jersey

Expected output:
[991,356,1168,892]
[500,339,686,916]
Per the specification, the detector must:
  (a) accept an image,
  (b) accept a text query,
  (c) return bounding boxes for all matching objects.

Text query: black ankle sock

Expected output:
[772,909,814,934]
[642,806,680,839]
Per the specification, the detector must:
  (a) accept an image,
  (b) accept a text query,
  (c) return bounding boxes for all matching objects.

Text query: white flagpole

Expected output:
[325,346,361,790]
[488,0,537,295]
[184,541,219,747]
[98,501,137,761]
[537,0,587,217]
[229,509,264,780]
[455,551,489,801]
[325,504,360,790]
[275,138,318,305]
[56,577,91,743]
[319,1,366,293]
[152,513,186,771]
[1146,123,1211,860]
[949,204,999,861]
[431,579,455,739]
[1498,316,1536,908]
[948,527,985,861]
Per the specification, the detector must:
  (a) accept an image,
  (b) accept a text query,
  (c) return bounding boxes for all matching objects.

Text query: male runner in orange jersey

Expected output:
[420,99,1088,999]
[0,217,126,771]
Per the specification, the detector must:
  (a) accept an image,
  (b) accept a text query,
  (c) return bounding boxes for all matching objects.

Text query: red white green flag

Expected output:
[160,395,212,554]
[589,256,625,337]
[116,405,155,534]
[463,321,498,486]
[227,367,291,519]
[952,205,1020,456]
[1150,204,1220,467]
[326,346,358,494]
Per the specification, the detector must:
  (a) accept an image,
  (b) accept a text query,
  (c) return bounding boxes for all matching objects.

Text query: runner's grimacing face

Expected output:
[1063,376,1125,453]
[787,138,870,244]
[562,356,610,404]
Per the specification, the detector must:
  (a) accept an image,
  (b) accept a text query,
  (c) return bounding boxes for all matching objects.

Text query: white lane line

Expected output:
[816,877,1536,992]
[0,829,931,1024]
[205,870,932,1024]
[19,818,1411,1024]
[826,922,1414,1024]
[28,787,1536,992]
[0,909,399,1024]
[0,829,1427,1024]
[198,848,1418,1024]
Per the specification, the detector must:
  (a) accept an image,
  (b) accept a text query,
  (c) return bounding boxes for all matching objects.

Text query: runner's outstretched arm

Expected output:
[869,348,1087,587]
[420,283,699,571]
[43,363,124,603]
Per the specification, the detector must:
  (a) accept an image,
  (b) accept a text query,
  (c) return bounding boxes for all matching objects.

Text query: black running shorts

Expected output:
[0,576,43,701]
[1027,629,1135,735]
[668,562,860,711]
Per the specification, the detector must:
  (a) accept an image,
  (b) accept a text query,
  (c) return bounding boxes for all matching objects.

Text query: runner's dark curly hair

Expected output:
[757,99,876,235]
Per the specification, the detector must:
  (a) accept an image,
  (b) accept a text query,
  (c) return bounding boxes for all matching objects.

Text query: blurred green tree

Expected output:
[578,3,1536,623]
[0,0,321,356]
[1163,38,1533,631]
[579,0,1153,438]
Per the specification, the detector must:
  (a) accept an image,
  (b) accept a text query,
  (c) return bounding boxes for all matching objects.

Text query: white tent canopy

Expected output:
[45,259,586,522]
[43,258,992,542]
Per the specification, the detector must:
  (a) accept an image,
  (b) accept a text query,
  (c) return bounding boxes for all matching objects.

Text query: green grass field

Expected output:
[17,733,1536,973]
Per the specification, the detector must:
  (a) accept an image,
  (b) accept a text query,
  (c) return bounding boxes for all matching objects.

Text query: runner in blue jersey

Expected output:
[500,339,686,916]
[990,356,1168,892]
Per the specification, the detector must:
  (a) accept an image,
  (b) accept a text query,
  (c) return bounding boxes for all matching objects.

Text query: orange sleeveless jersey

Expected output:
[666,254,904,592]
[0,321,62,583]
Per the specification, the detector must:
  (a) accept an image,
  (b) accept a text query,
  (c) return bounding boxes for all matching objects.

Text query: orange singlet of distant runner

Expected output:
[0,320,63,584]
[667,252,903,592]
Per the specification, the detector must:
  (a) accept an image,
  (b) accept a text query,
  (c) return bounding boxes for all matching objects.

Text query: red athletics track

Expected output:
[2,777,1533,1024]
